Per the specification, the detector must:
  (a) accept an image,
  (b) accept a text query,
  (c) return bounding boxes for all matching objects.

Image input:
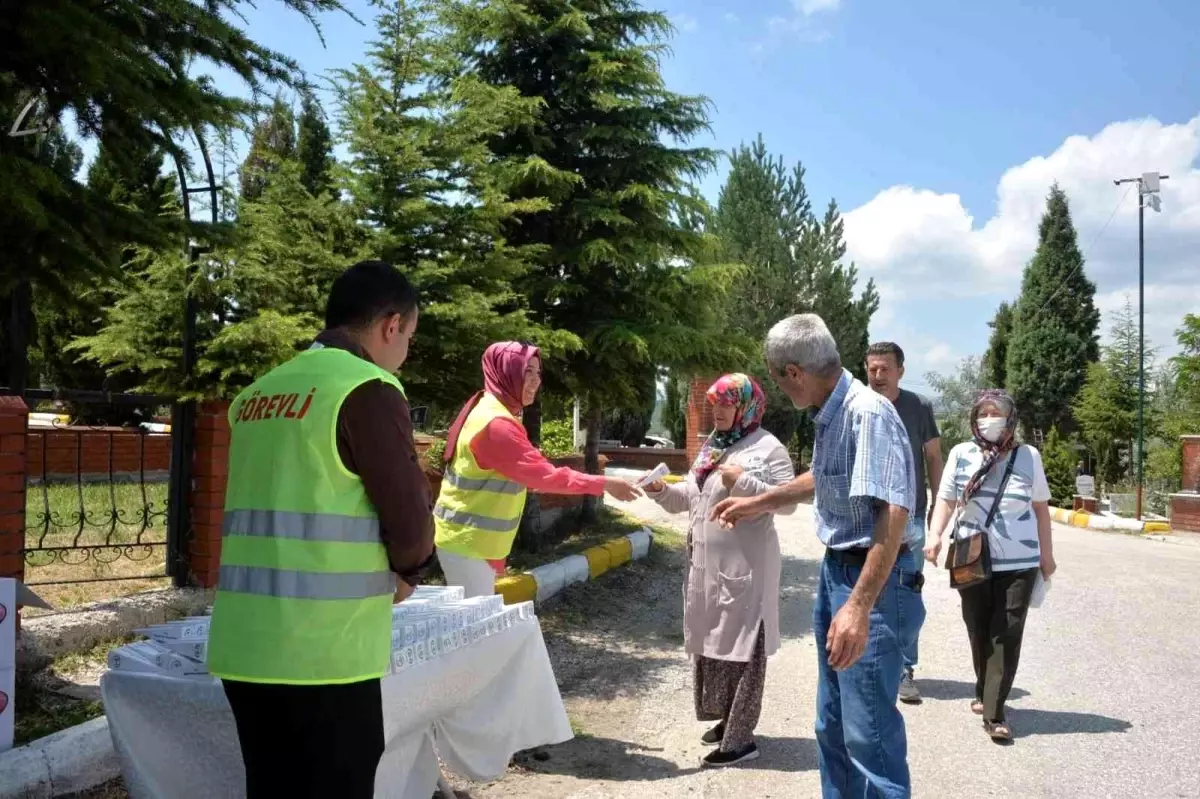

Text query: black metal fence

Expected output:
[11,388,183,587]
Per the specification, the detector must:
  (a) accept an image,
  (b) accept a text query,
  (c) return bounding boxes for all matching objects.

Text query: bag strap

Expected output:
[981,447,1020,531]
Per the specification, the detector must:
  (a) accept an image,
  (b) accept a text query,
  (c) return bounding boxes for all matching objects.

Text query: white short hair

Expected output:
[765,314,842,378]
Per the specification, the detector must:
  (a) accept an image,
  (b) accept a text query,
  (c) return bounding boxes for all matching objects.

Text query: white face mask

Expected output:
[977,416,1007,443]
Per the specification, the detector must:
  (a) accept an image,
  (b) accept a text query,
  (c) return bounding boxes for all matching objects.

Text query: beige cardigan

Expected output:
[649,428,796,662]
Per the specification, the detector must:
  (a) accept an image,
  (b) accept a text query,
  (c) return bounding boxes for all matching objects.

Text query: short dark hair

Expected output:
[325,260,420,330]
[866,341,905,368]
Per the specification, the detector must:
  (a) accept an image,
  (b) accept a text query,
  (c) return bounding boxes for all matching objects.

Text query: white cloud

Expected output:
[672,13,699,33]
[795,0,841,14]
[845,115,1200,374]
[724,12,740,24]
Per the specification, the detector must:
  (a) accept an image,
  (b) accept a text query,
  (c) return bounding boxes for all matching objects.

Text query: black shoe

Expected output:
[701,742,759,768]
[701,722,725,746]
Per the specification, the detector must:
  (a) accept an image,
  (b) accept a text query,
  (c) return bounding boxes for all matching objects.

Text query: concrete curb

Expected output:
[1050,506,1170,534]
[494,527,654,605]
[0,716,119,799]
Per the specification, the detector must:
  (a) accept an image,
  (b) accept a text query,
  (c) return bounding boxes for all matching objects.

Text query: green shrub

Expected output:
[422,438,446,471]
[541,418,579,458]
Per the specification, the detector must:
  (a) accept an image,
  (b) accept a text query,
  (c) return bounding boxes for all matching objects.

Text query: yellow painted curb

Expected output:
[1070,511,1091,528]
[663,475,684,484]
[583,545,612,579]
[603,537,633,570]
[494,573,537,605]
[1144,521,1171,533]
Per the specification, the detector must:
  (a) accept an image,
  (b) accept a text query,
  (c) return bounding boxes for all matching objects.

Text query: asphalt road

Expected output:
[527,498,1200,799]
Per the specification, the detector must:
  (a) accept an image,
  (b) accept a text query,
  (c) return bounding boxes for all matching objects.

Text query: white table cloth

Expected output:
[100,617,572,799]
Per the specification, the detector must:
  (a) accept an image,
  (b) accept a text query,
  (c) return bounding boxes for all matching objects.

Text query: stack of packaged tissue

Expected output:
[106,586,535,679]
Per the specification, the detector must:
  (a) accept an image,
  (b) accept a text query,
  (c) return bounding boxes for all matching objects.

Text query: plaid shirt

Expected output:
[812,370,915,550]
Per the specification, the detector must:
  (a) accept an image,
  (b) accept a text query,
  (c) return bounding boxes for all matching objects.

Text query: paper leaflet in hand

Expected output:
[1029,572,1051,608]
[636,463,670,488]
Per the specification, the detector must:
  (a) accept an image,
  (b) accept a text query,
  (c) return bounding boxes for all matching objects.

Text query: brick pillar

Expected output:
[189,401,231,588]
[1181,435,1200,493]
[685,375,720,464]
[0,397,28,583]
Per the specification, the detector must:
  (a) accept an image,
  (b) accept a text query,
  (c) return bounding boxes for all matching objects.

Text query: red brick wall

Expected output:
[25,429,171,480]
[1181,436,1200,493]
[685,375,719,464]
[1170,494,1200,533]
[599,447,689,474]
[189,401,230,588]
[0,397,28,582]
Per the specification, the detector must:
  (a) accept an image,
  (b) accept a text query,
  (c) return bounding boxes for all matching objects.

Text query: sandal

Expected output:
[970,700,984,715]
[983,720,1013,742]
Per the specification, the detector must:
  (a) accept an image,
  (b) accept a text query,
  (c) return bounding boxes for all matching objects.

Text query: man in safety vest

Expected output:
[207,260,435,798]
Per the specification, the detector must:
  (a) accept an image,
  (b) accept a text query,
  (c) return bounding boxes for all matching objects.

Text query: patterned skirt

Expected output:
[693,624,767,752]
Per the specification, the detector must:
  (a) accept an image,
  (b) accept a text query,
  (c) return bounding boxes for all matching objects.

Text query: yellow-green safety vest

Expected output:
[433,392,528,561]
[207,346,402,685]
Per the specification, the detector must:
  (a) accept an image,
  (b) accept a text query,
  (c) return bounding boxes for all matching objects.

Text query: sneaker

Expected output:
[701,722,725,746]
[899,669,921,704]
[701,742,759,768]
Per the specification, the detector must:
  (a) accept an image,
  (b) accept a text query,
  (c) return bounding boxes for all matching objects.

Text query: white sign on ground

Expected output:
[1076,475,1096,498]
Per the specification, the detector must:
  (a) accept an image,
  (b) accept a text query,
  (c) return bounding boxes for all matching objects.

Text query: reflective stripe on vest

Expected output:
[219,564,395,600]
[222,509,382,544]
[433,503,521,533]
[442,466,523,495]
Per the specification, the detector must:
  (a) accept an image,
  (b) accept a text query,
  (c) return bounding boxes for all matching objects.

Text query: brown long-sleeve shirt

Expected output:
[316,330,434,585]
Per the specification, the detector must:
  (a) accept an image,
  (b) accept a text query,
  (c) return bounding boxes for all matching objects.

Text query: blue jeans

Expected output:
[897,517,927,672]
[814,554,910,799]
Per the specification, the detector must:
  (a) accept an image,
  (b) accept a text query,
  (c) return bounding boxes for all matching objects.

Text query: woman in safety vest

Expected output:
[434,341,642,596]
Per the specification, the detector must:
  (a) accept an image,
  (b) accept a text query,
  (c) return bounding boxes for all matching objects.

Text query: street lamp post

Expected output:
[1113,172,1168,521]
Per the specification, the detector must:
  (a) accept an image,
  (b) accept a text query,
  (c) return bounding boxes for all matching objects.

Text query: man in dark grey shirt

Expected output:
[866,342,943,704]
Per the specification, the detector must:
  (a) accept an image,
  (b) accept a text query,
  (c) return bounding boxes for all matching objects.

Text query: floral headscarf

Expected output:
[691,373,766,490]
[962,389,1019,503]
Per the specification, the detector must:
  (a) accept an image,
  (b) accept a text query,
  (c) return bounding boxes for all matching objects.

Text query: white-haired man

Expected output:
[712,314,915,799]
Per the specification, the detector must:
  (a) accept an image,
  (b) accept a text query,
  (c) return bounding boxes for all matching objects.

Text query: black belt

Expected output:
[826,544,909,567]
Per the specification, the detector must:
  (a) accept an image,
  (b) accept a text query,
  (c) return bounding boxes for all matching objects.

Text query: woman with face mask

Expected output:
[923,389,1056,742]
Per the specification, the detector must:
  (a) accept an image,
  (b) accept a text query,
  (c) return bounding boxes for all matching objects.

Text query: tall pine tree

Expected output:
[455,0,746,496]
[1006,185,1100,437]
[297,94,335,197]
[981,300,1014,389]
[239,96,298,202]
[1073,299,1152,485]
[335,0,576,411]
[711,135,878,445]
[1,0,350,390]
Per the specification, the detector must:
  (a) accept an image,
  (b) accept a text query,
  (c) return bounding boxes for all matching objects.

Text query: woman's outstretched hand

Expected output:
[603,477,643,502]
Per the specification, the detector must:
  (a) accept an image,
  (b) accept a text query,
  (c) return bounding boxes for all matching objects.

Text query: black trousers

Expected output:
[223,678,385,799]
[959,568,1038,723]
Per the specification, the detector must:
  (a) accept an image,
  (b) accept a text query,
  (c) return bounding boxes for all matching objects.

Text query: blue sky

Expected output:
[218,0,1200,394]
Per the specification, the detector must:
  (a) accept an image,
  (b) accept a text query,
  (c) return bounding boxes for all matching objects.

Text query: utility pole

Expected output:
[1113,173,1168,520]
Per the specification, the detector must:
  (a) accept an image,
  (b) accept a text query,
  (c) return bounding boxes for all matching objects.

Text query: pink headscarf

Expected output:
[444,342,541,465]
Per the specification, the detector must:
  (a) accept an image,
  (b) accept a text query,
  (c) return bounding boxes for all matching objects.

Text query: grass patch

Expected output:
[568,713,591,739]
[13,677,105,747]
[52,636,134,678]
[23,481,171,609]
[505,506,681,574]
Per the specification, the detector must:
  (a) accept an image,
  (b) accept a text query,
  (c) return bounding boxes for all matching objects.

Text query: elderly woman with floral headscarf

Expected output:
[643,374,796,768]
[435,342,641,598]
[923,389,1056,743]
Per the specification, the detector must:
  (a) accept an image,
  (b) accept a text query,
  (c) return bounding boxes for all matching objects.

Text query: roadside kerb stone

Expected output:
[494,528,653,605]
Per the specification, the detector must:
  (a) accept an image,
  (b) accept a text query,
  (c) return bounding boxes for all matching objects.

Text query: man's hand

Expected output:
[709,495,766,528]
[604,477,643,502]
[393,581,415,603]
[826,602,870,670]
[923,535,942,566]
[719,465,744,491]
[1040,550,1057,579]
